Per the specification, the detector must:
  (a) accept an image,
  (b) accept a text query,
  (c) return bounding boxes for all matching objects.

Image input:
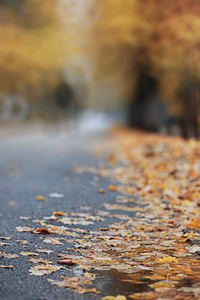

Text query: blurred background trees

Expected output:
[0,0,199,137]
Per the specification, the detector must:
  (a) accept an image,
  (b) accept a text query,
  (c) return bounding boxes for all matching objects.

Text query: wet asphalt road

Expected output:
[0,123,131,300]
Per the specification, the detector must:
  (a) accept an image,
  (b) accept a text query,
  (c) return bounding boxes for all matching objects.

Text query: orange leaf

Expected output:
[109,185,118,192]
[53,211,68,216]
[36,195,45,201]
[57,258,76,266]
[34,228,50,235]
[186,220,200,229]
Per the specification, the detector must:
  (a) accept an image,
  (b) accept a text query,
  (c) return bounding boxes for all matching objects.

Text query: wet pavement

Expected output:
[0,121,200,300]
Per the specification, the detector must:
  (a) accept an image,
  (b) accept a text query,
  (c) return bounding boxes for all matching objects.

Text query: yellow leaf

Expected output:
[20,251,39,256]
[102,296,127,300]
[53,211,68,216]
[36,195,45,201]
[0,265,13,269]
[187,220,200,229]
[109,185,118,191]
[150,282,174,288]
[155,256,178,263]
[145,275,166,280]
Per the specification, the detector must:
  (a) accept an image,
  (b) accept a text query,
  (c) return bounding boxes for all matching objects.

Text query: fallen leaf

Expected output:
[33,228,50,235]
[57,258,76,266]
[0,253,18,258]
[47,276,100,293]
[43,237,63,245]
[20,251,39,256]
[36,195,45,201]
[16,226,34,232]
[103,296,127,300]
[0,265,13,269]
[53,211,68,216]
[0,242,9,246]
[189,246,200,253]
[29,264,62,276]
[145,275,166,280]
[109,185,118,192]
[155,256,178,263]
[17,240,29,244]
[0,236,13,240]
[98,189,105,194]
[29,257,53,264]
[35,248,53,254]
[186,220,200,229]
[150,282,174,288]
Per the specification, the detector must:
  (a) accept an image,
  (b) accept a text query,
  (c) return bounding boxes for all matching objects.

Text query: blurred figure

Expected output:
[53,81,75,120]
[128,70,168,132]
[180,78,199,139]
[54,81,73,110]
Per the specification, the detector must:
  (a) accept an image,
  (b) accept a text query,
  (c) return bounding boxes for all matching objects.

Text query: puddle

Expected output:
[93,269,152,297]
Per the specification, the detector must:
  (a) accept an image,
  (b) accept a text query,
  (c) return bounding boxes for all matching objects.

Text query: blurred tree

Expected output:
[94,0,200,136]
[134,0,200,136]
[0,0,64,101]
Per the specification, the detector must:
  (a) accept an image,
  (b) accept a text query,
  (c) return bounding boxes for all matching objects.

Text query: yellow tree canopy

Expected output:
[0,0,64,95]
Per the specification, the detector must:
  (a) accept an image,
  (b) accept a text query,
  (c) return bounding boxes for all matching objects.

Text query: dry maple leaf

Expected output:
[33,228,50,235]
[29,257,53,264]
[0,265,13,269]
[47,276,100,293]
[155,256,178,263]
[0,236,13,240]
[0,242,9,246]
[16,226,34,232]
[43,237,63,245]
[109,185,118,192]
[129,292,157,299]
[29,264,62,276]
[20,251,39,256]
[36,195,45,201]
[103,296,127,300]
[186,220,200,229]
[0,253,18,258]
[98,189,105,194]
[35,248,53,254]
[57,258,76,266]
[53,211,68,216]
[150,282,174,289]
[73,287,100,294]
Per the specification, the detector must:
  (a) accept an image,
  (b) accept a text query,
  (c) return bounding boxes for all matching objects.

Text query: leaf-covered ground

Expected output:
[1,127,200,299]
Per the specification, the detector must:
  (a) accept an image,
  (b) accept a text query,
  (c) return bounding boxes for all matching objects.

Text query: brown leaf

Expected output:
[29,257,53,264]
[0,236,13,240]
[98,189,105,194]
[57,258,76,266]
[0,242,9,246]
[33,228,50,235]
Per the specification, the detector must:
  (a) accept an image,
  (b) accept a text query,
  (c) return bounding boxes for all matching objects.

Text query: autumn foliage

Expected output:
[0,0,64,97]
